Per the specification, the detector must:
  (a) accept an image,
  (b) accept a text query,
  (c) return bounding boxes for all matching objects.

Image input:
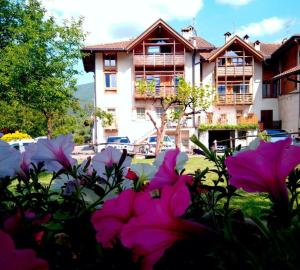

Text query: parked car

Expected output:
[142,135,175,156]
[216,145,228,152]
[264,129,290,143]
[9,139,36,153]
[105,136,134,155]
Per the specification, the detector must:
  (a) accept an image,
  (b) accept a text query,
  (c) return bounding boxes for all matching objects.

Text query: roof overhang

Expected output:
[272,35,300,58]
[272,65,300,81]
[81,50,95,73]
[126,19,195,51]
[207,35,264,62]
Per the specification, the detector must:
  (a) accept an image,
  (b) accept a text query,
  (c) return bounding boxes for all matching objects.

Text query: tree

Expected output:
[0,0,85,137]
[0,100,47,137]
[52,104,113,145]
[171,79,215,148]
[137,78,214,155]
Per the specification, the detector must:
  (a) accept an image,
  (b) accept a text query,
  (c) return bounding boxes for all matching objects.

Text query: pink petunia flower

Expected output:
[0,230,48,270]
[121,181,207,270]
[91,189,151,248]
[148,149,192,191]
[92,146,131,178]
[0,140,21,178]
[31,134,76,172]
[225,138,300,204]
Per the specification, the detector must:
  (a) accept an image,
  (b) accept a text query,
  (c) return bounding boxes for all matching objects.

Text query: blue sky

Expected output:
[40,0,300,85]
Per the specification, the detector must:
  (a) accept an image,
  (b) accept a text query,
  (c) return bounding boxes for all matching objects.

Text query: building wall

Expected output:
[94,51,198,146]
[251,62,279,121]
[280,45,299,94]
[184,52,193,84]
[278,93,299,133]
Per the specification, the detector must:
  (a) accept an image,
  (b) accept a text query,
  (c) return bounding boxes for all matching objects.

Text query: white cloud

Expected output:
[236,17,293,38]
[216,0,253,6]
[40,0,204,45]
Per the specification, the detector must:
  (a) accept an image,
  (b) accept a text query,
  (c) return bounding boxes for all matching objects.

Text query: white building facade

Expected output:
[82,19,294,152]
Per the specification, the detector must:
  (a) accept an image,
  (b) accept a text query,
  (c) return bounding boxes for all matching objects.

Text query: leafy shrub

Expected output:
[1,131,32,142]
[73,134,84,145]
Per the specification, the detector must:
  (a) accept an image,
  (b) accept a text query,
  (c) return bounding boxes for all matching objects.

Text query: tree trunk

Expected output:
[175,120,182,149]
[155,112,167,156]
[46,115,53,139]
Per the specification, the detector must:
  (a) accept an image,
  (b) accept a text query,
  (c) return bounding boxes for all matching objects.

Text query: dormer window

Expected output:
[103,54,117,70]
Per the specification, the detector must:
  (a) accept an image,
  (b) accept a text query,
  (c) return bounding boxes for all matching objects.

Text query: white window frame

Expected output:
[136,107,146,119]
[104,73,117,89]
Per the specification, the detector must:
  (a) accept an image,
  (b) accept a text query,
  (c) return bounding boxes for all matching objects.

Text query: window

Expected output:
[147,46,160,54]
[107,108,116,126]
[262,81,277,98]
[237,130,247,139]
[105,73,117,89]
[218,85,226,94]
[107,108,116,116]
[104,54,117,70]
[233,84,249,94]
[136,108,145,119]
[155,107,164,118]
[146,75,160,94]
[236,110,243,117]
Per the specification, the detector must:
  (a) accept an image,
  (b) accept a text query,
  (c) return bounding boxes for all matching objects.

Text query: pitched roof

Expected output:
[258,43,281,58]
[190,36,215,50]
[126,19,195,51]
[199,49,218,60]
[272,65,300,80]
[82,40,133,52]
[206,35,264,62]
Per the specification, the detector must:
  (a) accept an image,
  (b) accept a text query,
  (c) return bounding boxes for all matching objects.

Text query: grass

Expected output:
[134,155,271,218]
[133,156,214,174]
[8,156,270,219]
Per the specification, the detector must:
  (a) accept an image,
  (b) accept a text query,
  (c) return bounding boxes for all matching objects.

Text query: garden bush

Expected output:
[1,131,32,142]
[1,134,300,270]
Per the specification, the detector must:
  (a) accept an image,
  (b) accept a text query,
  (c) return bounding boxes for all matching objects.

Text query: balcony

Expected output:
[133,53,184,67]
[216,93,253,105]
[216,55,254,77]
[217,65,253,76]
[134,85,177,99]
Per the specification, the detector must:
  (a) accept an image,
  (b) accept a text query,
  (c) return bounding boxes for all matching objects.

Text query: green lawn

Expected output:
[133,155,214,174]
[12,156,269,219]
[134,155,271,218]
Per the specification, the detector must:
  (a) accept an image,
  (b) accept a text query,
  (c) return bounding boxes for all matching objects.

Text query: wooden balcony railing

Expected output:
[134,85,177,99]
[216,93,253,105]
[217,65,253,76]
[133,53,184,66]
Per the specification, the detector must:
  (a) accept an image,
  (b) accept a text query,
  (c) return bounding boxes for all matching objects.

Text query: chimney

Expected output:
[224,32,232,43]
[243,34,250,43]
[254,40,260,51]
[181,25,196,40]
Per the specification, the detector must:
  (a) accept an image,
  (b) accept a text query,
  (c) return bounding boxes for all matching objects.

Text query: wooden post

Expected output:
[173,39,176,95]
[143,40,145,79]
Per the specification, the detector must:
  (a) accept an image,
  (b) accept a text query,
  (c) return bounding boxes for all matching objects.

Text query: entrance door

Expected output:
[261,110,273,129]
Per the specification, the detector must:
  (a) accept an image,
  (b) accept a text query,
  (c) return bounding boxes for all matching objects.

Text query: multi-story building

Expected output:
[271,35,300,133]
[81,19,299,151]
